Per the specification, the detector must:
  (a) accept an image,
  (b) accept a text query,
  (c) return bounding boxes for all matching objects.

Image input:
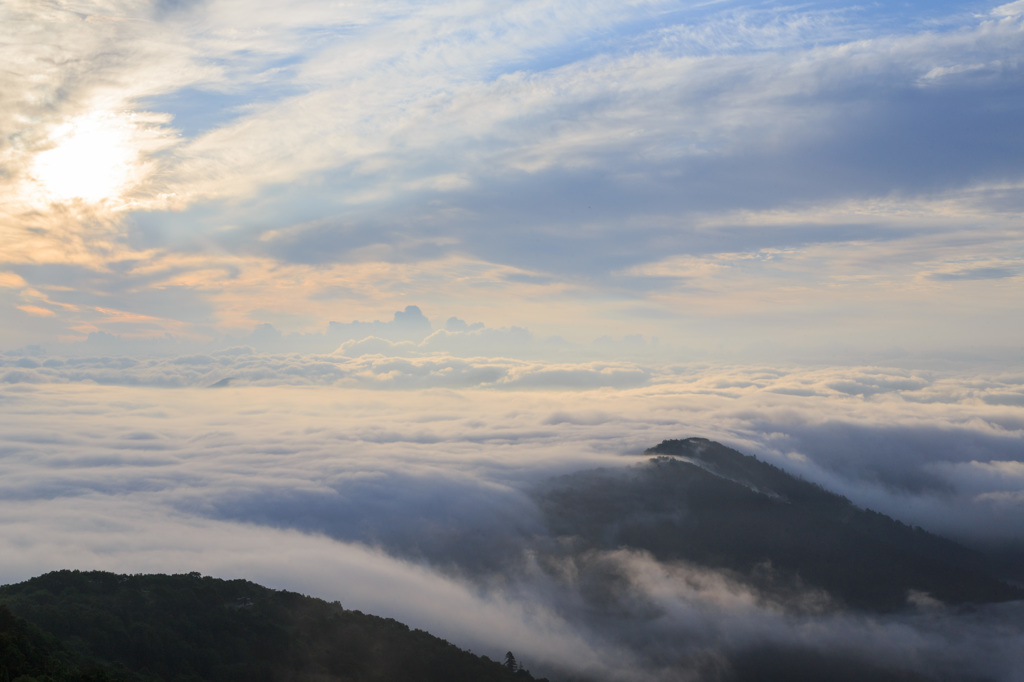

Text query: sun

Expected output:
[31,112,141,204]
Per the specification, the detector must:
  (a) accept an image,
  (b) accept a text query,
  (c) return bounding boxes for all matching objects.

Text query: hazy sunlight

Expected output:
[31,112,139,204]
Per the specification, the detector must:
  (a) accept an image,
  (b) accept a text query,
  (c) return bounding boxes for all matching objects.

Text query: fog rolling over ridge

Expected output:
[539,439,1022,611]
[1,373,1022,682]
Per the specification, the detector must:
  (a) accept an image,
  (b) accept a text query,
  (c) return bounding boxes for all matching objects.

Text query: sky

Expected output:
[1,0,1022,357]
[2,1,1024,680]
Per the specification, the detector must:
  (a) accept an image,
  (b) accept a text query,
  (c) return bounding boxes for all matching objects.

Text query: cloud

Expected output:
[994,1,1024,18]
[0,346,660,391]
[930,265,1020,281]
[0,368,1023,679]
[327,305,433,344]
[2,3,1024,676]
[0,381,1021,680]
[16,305,56,317]
[1,362,1021,547]
[0,500,621,678]
[1,2,1022,357]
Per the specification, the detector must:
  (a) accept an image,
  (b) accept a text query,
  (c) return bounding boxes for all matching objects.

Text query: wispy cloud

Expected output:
[2,1,1022,355]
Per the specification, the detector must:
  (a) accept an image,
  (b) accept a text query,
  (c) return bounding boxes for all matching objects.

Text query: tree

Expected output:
[503,651,518,672]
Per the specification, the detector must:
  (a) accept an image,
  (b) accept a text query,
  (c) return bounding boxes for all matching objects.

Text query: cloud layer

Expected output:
[1,369,1022,679]
[1,1,1022,357]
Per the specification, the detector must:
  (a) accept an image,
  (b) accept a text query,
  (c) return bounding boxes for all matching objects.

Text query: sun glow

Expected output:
[31,112,141,204]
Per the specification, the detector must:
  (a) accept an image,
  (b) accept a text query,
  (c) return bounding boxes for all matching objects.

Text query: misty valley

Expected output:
[3,438,1021,682]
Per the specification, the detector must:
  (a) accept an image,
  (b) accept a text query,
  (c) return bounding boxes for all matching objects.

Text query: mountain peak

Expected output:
[645,438,826,505]
[537,438,1024,611]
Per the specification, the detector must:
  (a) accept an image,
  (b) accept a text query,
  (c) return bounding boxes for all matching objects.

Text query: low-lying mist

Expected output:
[1,361,1022,680]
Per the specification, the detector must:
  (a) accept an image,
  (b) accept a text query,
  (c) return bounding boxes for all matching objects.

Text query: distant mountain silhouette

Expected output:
[535,437,1023,612]
[0,570,548,682]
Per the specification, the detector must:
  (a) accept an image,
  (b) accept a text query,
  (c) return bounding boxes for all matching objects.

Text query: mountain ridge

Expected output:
[0,570,548,682]
[534,437,1023,612]
[3,437,1020,682]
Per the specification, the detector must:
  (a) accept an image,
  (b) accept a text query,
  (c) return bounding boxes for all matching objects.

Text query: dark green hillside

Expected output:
[1,602,136,681]
[0,571,547,682]
[535,437,1023,612]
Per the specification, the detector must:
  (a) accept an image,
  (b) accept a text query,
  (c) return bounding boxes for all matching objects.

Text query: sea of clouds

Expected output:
[1,353,1022,680]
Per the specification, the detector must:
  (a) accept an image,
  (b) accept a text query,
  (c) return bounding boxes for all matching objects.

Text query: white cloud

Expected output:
[0,366,1022,679]
[1,2,1022,356]
[1,363,1022,546]
[993,1,1024,18]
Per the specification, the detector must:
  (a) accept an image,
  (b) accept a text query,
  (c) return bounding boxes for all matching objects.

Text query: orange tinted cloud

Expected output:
[0,272,27,288]
[17,304,56,317]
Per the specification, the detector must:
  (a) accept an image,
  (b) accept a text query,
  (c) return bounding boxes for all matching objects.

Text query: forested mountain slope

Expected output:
[0,570,545,682]
[535,438,1022,612]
